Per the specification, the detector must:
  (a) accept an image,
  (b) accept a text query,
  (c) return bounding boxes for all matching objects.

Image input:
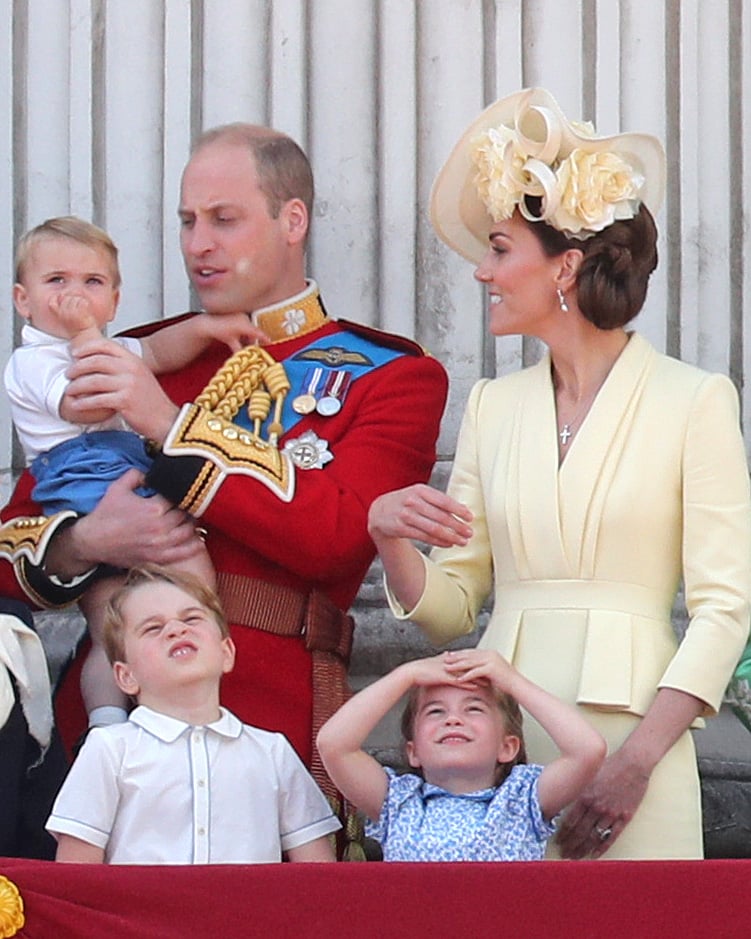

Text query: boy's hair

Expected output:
[102,565,228,664]
[400,682,528,785]
[15,215,121,288]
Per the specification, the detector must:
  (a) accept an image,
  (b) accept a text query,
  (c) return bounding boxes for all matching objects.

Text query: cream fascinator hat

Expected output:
[430,87,666,264]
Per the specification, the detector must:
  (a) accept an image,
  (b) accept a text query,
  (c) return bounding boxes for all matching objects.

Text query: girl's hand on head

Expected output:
[368,484,473,549]
[407,653,459,688]
[442,649,516,691]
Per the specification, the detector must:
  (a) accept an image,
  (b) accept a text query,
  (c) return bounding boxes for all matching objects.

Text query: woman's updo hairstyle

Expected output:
[525,199,658,330]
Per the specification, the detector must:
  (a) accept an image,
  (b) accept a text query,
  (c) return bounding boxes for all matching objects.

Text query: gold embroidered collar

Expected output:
[251,280,329,343]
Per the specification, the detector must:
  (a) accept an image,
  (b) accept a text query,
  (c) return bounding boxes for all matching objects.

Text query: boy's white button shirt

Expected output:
[46,705,340,864]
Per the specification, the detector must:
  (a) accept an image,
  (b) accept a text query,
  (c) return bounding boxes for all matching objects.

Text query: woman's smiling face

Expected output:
[473,210,564,339]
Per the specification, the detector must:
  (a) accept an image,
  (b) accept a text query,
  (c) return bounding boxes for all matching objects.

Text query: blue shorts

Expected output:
[31,430,155,515]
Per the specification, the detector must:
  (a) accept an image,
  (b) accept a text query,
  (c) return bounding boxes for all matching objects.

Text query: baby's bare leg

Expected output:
[78,575,130,725]
[166,541,216,589]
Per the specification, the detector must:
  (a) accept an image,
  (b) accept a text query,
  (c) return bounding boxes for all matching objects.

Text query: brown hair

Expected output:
[523,201,658,330]
[102,565,228,664]
[15,216,121,288]
[192,123,314,221]
[400,682,528,786]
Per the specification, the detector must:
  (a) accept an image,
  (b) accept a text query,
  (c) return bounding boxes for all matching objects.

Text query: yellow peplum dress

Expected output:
[389,333,751,859]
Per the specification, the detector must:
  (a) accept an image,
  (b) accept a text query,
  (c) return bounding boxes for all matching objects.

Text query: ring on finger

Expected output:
[594,825,613,842]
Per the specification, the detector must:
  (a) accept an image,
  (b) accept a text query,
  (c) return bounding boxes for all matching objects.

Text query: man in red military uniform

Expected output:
[0,125,448,815]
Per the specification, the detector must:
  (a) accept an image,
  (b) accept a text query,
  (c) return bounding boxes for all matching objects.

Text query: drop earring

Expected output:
[556,287,569,313]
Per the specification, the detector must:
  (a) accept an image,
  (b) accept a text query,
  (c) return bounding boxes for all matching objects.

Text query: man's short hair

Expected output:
[15,216,121,288]
[191,123,314,220]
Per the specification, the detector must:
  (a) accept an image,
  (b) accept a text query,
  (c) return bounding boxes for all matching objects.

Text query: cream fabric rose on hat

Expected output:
[473,126,528,221]
[430,87,666,263]
[552,149,644,235]
[470,95,646,238]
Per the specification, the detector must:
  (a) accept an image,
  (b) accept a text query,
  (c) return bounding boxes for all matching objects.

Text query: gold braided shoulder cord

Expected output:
[195,346,291,445]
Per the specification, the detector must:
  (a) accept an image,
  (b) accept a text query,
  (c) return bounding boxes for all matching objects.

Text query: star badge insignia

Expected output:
[282,430,333,470]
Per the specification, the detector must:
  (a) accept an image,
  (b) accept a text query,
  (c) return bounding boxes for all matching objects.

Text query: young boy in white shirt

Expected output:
[46,565,339,864]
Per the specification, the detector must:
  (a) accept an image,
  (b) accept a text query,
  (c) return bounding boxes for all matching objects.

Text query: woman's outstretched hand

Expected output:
[365,484,473,614]
[368,483,473,549]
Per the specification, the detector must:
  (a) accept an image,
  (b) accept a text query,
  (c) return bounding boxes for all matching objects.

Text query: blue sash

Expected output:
[233,330,402,437]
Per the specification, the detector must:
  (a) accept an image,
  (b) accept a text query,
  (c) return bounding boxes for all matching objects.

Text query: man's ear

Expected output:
[281,198,309,246]
[113,661,139,697]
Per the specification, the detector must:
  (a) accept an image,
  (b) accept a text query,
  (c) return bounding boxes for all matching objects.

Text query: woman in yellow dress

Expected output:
[368,88,751,859]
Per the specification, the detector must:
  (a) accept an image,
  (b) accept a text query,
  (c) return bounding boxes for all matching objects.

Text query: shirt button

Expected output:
[198,828,206,837]
[198,780,206,787]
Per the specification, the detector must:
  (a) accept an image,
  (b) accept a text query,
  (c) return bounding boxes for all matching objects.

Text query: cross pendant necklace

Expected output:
[557,396,592,447]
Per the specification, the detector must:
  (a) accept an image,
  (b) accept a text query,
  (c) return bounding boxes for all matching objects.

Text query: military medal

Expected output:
[293,366,325,414]
[316,370,352,416]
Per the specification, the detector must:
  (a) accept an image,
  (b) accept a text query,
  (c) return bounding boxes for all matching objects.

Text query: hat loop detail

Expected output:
[514,104,562,165]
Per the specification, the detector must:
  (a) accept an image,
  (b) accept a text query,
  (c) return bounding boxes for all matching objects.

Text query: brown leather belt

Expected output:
[216,571,353,664]
[217,570,357,854]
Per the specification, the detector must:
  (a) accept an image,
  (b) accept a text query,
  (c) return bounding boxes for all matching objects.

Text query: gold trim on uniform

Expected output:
[0,511,77,566]
[195,344,291,446]
[250,280,329,343]
[163,404,295,514]
[164,282,331,510]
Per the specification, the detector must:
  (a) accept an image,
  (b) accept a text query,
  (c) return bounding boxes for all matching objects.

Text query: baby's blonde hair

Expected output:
[15,216,121,288]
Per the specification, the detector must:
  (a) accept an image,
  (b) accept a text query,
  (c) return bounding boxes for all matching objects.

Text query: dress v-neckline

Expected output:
[553,333,635,470]
[501,333,654,581]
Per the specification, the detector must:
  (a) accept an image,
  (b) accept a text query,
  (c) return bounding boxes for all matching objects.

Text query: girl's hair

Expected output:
[15,215,121,288]
[523,200,658,330]
[400,683,528,786]
[102,564,228,664]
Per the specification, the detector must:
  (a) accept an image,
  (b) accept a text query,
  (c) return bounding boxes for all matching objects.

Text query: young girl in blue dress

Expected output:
[318,649,605,861]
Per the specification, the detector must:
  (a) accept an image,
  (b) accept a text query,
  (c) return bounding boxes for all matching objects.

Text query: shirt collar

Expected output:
[129,705,244,742]
[21,323,67,346]
[421,780,497,803]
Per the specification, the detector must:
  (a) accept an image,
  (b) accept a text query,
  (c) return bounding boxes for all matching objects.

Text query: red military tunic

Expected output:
[0,284,448,780]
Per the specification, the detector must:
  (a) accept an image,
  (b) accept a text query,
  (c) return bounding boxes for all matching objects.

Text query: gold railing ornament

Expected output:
[0,875,24,938]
